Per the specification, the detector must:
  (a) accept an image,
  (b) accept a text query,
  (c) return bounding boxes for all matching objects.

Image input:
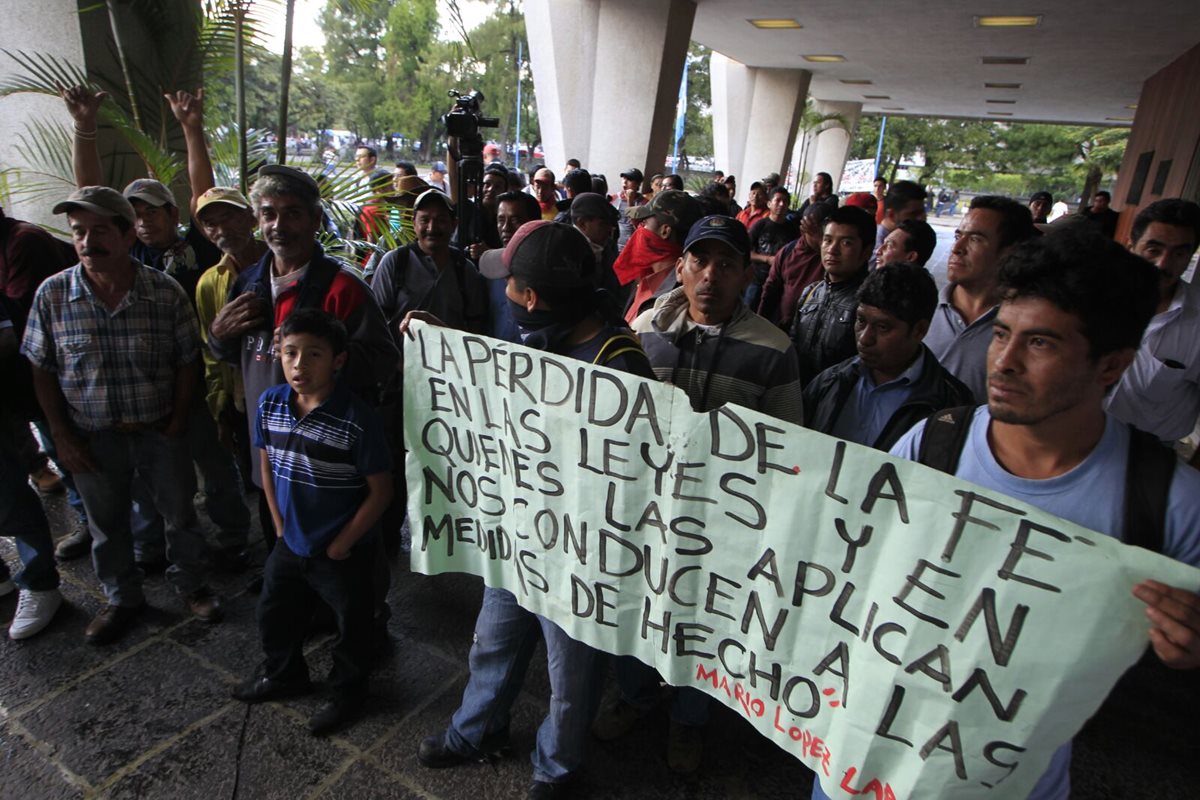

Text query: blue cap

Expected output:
[432,160,448,173]
[683,214,750,259]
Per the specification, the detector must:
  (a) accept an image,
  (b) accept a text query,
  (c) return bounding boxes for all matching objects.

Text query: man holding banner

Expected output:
[410,221,655,800]
[809,227,1200,799]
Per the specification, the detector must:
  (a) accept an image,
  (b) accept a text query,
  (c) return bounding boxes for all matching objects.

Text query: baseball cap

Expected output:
[395,175,431,198]
[569,193,619,224]
[414,188,454,214]
[843,192,877,213]
[195,186,251,217]
[626,189,702,232]
[620,167,644,184]
[683,214,750,259]
[484,162,509,177]
[477,220,595,290]
[257,164,322,196]
[123,178,176,208]
[431,160,448,173]
[762,172,781,185]
[53,186,136,226]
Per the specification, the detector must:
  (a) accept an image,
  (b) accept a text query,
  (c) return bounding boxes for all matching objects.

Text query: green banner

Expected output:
[403,322,1200,799]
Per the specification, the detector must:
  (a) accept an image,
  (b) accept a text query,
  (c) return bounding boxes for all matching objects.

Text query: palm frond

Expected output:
[0,49,90,96]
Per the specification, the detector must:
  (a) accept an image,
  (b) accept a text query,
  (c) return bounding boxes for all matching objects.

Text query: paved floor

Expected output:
[2,486,1198,799]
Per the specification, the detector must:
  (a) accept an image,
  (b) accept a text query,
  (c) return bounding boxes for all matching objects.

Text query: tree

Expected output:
[320,0,390,140]
[677,42,712,166]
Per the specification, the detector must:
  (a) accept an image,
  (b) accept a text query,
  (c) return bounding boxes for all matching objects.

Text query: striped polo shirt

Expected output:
[254,379,391,557]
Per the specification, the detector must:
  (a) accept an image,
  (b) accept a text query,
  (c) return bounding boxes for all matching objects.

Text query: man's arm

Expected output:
[326,472,394,559]
[31,365,96,473]
[259,448,283,538]
[163,360,199,438]
[59,85,107,187]
[164,89,215,216]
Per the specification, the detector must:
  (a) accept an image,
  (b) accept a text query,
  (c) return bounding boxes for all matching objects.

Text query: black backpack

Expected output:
[917,406,1175,553]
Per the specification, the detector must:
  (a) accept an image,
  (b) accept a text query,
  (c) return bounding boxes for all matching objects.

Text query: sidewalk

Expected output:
[0,489,1196,799]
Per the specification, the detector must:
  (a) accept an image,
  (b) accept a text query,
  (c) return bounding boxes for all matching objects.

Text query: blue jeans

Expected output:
[0,417,59,591]
[130,399,250,560]
[72,428,210,606]
[613,655,710,726]
[443,587,599,784]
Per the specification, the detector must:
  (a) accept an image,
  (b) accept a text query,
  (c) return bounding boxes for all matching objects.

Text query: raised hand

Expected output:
[164,89,205,130]
[58,84,108,128]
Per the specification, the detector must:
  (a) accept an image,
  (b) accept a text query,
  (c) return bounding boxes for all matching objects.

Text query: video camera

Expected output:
[443,89,500,247]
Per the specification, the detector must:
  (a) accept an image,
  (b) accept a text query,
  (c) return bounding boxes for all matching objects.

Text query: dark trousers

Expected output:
[257,538,373,694]
[0,415,59,591]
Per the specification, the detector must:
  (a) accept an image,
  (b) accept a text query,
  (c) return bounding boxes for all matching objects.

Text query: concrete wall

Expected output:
[810,101,862,193]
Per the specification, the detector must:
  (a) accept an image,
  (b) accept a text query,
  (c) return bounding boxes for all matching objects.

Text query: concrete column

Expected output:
[527,0,696,188]
[711,52,753,186]
[810,101,862,192]
[710,57,810,199]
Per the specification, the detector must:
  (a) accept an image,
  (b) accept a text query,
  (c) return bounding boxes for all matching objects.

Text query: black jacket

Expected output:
[790,270,868,386]
[803,345,975,451]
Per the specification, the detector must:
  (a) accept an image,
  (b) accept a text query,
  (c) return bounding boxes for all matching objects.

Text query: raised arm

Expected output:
[165,89,215,216]
[60,84,108,187]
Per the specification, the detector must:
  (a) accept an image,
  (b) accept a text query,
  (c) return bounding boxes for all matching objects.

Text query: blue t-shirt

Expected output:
[887,406,1200,800]
[254,379,392,557]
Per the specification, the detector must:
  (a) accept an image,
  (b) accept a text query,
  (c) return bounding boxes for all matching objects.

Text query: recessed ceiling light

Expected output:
[988,111,1014,116]
[882,107,905,111]
[840,79,873,85]
[981,56,1030,65]
[985,82,1022,89]
[863,95,891,100]
[975,15,1042,27]
[986,99,1017,104]
[1106,116,1134,122]
[748,18,802,29]
[803,55,846,63]
[1125,104,1138,109]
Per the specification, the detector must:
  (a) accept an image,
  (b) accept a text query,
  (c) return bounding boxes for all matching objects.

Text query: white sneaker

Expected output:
[9,588,63,640]
[0,579,14,598]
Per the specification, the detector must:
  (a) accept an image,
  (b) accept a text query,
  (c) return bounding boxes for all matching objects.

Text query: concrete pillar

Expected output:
[526,0,696,187]
[810,101,862,192]
[710,55,810,201]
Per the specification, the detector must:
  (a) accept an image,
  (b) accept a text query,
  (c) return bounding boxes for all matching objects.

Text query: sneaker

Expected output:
[666,719,703,774]
[590,697,645,741]
[31,466,64,494]
[186,588,223,623]
[0,579,14,598]
[9,588,63,640]
[54,526,92,561]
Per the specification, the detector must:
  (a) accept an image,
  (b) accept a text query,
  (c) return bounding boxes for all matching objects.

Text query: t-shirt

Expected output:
[747,217,799,258]
[254,379,392,557]
[888,406,1200,800]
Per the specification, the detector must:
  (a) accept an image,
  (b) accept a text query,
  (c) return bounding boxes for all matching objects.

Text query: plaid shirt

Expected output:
[20,261,200,432]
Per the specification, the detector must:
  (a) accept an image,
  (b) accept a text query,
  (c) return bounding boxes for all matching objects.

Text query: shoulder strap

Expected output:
[1123,427,1175,553]
[917,405,975,474]
[593,331,645,366]
[293,257,340,311]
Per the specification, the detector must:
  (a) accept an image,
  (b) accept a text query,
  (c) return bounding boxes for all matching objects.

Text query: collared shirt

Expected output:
[254,379,392,557]
[829,355,925,446]
[922,282,996,403]
[1105,280,1200,442]
[21,262,201,432]
[194,254,246,419]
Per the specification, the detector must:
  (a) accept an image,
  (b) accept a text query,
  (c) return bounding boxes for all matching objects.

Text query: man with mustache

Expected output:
[599,216,803,772]
[21,187,222,643]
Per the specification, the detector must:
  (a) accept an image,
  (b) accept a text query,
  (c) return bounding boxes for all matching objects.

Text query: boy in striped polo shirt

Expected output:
[233,309,393,736]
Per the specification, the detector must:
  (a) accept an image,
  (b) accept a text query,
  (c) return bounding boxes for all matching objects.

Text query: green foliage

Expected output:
[849,115,1130,200]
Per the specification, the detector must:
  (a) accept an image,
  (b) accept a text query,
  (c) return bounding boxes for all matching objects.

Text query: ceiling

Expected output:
[690,0,1200,126]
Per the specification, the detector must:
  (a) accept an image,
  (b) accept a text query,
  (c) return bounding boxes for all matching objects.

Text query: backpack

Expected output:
[917,406,1175,553]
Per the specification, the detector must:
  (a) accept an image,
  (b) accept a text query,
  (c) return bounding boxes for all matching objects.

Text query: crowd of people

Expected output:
[1,84,1199,800]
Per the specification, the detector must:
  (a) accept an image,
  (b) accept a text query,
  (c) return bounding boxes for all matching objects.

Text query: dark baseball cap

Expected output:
[257,164,322,196]
[626,189,701,232]
[53,186,136,226]
[569,192,618,224]
[683,214,750,259]
[619,167,644,184]
[123,178,176,208]
[477,220,595,290]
